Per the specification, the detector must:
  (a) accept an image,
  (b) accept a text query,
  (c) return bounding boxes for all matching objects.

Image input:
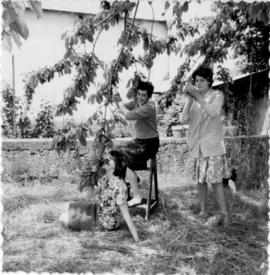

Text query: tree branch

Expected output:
[92,28,103,54]
[108,0,140,96]
[147,1,155,80]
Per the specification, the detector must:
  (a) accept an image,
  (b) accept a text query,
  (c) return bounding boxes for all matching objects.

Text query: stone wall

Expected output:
[2,136,269,189]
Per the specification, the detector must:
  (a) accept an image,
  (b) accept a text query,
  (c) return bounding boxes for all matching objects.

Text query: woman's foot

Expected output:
[228,179,237,194]
[197,211,208,222]
[220,213,229,227]
[128,197,143,207]
[204,213,229,227]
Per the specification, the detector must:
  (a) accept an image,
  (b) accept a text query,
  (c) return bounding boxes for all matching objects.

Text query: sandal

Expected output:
[128,197,143,207]
[204,213,229,227]
[197,211,208,222]
[219,213,229,227]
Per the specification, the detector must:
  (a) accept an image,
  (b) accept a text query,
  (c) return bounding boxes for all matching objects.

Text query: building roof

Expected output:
[212,69,269,88]
[40,0,166,22]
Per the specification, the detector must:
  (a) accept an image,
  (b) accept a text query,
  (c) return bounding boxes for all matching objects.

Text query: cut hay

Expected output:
[2,177,268,274]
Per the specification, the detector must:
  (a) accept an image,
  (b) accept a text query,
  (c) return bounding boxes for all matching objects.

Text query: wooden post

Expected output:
[247,74,253,136]
[12,54,16,137]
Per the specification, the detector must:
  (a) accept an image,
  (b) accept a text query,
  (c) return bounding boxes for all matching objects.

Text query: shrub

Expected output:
[32,102,56,138]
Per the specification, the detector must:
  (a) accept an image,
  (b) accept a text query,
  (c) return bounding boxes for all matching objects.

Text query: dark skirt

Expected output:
[122,137,159,170]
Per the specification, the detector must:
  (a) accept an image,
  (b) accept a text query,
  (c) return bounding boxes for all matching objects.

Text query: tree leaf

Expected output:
[182,1,189,13]
[119,117,128,126]
[10,18,29,40]
[29,0,43,19]
[173,2,181,17]
[61,31,68,40]
[79,134,87,146]
[258,7,269,25]
[2,9,16,28]
[2,32,12,51]
[88,128,94,136]
[10,29,22,48]
[96,94,103,104]
[164,1,170,11]
[88,94,96,104]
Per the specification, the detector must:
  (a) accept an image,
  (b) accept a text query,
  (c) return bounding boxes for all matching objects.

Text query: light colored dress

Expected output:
[180,89,231,184]
[97,174,127,230]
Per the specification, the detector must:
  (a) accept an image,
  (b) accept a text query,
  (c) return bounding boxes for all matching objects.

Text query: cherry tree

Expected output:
[20,0,269,188]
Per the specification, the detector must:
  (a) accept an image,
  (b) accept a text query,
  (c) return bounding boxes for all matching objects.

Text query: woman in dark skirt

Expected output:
[122,137,159,171]
[117,80,160,207]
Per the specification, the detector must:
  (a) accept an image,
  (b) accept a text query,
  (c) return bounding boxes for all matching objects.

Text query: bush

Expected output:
[32,102,56,138]
[1,83,57,138]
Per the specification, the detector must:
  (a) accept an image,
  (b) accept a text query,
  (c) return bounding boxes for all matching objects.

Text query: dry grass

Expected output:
[2,176,268,274]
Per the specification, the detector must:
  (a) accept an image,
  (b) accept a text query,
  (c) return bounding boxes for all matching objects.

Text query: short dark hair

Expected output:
[109,149,127,180]
[137,80,154,98]
[192,65,213,87]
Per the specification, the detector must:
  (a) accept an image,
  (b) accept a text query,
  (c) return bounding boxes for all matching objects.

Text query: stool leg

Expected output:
[153,159,159,203]
[146,162,154,220]
[126,182,132,201]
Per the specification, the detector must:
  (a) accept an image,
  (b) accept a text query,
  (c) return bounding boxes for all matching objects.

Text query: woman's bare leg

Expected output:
[125,167,142,205]
[198,182,208,217]
[212,182,228,225]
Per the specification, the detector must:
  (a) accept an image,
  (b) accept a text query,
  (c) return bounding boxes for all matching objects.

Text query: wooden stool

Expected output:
[127,155,159,220]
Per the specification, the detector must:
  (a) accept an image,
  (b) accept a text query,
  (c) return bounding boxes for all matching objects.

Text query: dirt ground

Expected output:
[2,173,268,274]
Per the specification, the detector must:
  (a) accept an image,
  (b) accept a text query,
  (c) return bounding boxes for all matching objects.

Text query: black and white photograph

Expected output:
[1,0,269,274]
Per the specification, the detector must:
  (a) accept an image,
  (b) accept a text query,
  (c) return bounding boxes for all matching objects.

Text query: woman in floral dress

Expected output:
[60,149,139,242]
[97,149,139,240]
[180,65,231,226]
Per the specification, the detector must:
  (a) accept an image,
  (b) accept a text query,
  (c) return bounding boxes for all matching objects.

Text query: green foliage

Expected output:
[79,158,105,191]
[78,127,113,191]
[17,113,32,138]
[23,0,198,117]
[33,102,56,138]
[139,37,169,69]
[87,107,131,138]
[182,1,269,72]
[1,83,17,137]
[1,82,32,138]
[51,121,87,154]
[159,58,191,110]
[21,1,269,188]
[2,0,42,51]
[1,83,58,138]
[24,60,72,108]
[158,94,186,137]
[126,71,145,99]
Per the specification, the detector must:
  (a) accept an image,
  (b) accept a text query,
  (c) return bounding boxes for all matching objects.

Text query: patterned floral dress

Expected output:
[97,174,127,231]
[191,155,231,184]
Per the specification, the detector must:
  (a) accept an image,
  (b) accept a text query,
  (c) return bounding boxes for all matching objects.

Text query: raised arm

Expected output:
[119,101,153,120]
[117,101,137,117]
[179,96,193,123]
[185,84,224,117]
[196,91,224,117]
[113,92,136,116]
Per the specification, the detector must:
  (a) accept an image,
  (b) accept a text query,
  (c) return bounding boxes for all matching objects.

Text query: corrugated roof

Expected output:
[40,0,166,21]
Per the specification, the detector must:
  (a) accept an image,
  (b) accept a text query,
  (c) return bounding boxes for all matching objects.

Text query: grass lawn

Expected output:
[2,174,268,274]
